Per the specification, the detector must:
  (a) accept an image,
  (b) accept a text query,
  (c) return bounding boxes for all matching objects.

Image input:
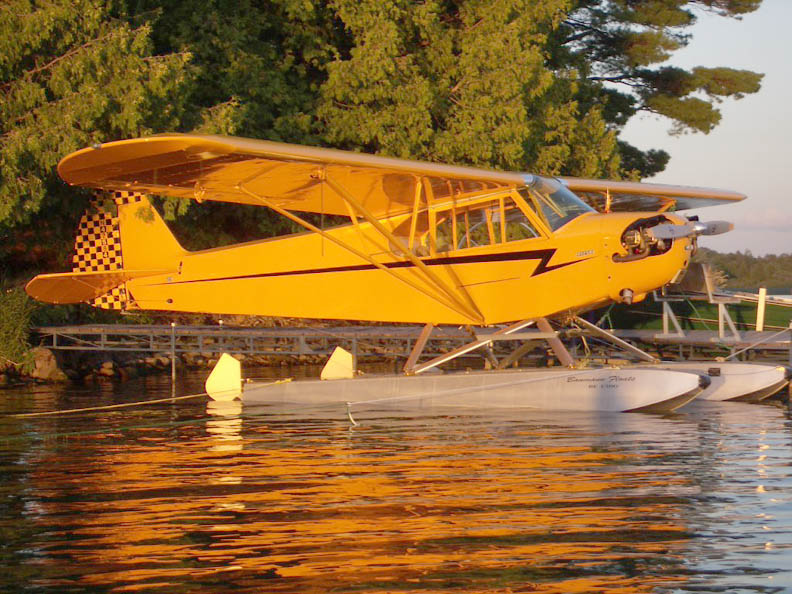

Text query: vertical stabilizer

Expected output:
[71,194,126,309]
[70,191,185,310]
[114,191,185,271]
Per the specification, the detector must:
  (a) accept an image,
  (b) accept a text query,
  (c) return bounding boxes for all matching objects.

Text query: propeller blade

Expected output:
[649,220,733,240]
[648,223,694,240]
[691,220,733,236]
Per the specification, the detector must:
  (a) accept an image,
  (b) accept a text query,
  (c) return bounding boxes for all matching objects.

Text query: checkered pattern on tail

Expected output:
[72,201,122,274]
[71,191,144,310]
[92,285,127,310]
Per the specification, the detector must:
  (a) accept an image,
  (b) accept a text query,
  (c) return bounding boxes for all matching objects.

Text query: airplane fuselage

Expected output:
[121,207,692,325]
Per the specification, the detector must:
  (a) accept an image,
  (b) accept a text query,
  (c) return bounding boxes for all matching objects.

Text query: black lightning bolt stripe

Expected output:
[160,248,590,286]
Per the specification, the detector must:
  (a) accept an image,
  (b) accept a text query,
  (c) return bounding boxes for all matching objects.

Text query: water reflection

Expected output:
[206,400,244,453]
[0,377,791,592]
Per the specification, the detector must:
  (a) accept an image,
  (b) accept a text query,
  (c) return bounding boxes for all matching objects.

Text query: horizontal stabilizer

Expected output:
[25,269,172,304]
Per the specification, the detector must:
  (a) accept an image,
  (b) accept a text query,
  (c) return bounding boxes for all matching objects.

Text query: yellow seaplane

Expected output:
[26,134,756,413]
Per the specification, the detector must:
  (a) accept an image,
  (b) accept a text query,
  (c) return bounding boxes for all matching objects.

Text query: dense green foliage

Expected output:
[0,0,235,275]
[696,248,792,290]
[0,288,36,371]
[317,0,620,178]
[560,1,763,132]
[0,0,765,284]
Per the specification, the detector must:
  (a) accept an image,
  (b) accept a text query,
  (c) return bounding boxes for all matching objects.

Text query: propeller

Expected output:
[648,220,733,240]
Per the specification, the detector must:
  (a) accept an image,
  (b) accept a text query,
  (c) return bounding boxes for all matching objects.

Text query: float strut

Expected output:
[573,316,657,363]
[403,323,434,375]
[536,318,576,368]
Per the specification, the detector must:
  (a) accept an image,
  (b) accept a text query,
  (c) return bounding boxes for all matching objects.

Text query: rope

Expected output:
[595,304,615,330]
[7,378,295,419]
[686,299,714,332]
[724,327,792,361]
[10,392,210,418]
[1,354,20,366]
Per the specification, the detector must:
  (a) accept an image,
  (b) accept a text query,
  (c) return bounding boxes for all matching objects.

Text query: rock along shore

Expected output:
[0,347,389,388]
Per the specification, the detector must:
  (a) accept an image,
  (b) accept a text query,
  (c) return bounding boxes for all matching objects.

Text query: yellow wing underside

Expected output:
[560,177,744,212]
[57,134,745,218]
[58,135,525,219]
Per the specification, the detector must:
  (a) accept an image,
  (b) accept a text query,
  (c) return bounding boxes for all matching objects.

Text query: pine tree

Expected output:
[558,0,764,175]
[1,1,185,228]
[0,0,242,273]
[127,0,342,143]
[318,0,621,178]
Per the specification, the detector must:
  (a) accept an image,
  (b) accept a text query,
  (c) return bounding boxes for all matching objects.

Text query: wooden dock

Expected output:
[615,328,792,363]
[31,324,476,359]
[32,323,792,365]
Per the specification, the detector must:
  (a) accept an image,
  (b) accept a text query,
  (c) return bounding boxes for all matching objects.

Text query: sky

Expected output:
[619,0,791,256]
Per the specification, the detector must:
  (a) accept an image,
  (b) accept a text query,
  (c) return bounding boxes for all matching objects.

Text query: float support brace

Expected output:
[536,318,576,368]
[574,316,658,363]
[403,323,434,375]
[412,320,538,375]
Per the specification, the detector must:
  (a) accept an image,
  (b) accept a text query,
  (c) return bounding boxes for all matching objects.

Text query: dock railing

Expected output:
[31,324,482,361]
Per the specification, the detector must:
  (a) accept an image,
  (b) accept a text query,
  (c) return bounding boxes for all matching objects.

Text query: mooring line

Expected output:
[9,392,210,418]
[0,402,309,444]
[724,327,792,361]
[6,379,295,419]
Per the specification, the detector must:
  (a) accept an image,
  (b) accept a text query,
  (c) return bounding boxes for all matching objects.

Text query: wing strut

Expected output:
[324,174,484,324]
[235,180,481,324]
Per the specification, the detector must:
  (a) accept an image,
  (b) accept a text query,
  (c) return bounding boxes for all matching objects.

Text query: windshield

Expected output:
[519,175,594,231]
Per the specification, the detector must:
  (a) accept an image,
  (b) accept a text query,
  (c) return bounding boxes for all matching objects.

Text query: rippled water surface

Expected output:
[2,373,792,593]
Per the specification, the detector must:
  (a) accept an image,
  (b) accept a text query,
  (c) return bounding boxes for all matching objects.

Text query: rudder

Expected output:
[70,191,184,310]
[71,193,127,309]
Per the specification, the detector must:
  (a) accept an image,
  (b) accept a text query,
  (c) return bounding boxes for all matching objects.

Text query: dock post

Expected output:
[718,304,725,339]
[170,322,176,385]
[756,287,767,332]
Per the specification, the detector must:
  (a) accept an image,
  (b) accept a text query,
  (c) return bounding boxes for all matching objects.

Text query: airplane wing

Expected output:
[57,134,526,219]
[58,134,745,216]
[560,177,745,212]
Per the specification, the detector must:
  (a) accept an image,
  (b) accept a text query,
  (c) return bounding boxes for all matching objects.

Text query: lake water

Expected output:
[2,373,792,593]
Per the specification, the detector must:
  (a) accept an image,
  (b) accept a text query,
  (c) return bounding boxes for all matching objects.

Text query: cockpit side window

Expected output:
[434,194,541,252]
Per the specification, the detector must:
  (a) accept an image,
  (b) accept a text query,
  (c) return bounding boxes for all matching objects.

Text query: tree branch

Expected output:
[1,26,145,92]
[561,18,615,45]
[588,74,634,83]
